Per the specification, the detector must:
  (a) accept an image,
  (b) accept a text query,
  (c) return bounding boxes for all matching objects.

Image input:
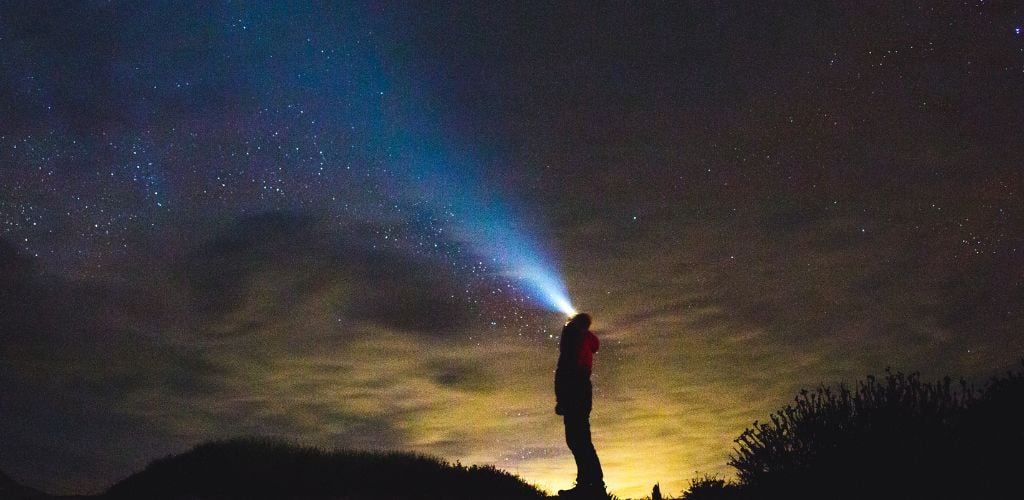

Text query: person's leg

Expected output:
[564,412,587,484]
[579,380,604,493]
[576,413,603,487]
[565,411,603,488]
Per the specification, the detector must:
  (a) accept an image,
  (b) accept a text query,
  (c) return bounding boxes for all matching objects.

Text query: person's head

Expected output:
[567,313,592,331]
[560,313,591,350]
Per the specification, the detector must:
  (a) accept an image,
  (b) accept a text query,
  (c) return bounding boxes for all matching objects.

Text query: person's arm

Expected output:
[582,331,599,355]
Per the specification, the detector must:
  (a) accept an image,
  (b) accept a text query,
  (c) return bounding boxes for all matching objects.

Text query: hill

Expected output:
[0,469,48,498]
[103,437,547,499]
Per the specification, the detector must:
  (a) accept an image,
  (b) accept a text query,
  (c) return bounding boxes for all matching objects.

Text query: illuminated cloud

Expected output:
[182,212,473,337]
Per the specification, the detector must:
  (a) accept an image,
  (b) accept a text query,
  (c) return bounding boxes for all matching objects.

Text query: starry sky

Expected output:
[2,2,1023,498]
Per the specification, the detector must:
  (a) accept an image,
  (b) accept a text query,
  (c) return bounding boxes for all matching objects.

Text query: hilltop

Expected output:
[0,438,547,499]
[103,438,547,499]
[0,469,48,498]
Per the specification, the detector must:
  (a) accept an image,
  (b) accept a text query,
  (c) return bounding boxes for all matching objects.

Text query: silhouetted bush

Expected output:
[104,437,545,499]
[958,365,1024,487]
[727,363,1024,500]
[679,474,739,500]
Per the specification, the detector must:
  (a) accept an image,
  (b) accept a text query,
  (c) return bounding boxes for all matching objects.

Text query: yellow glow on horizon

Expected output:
[211,307,765,500]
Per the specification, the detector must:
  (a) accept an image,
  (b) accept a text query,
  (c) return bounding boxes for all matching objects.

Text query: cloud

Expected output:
[182,212,472,338]
[5,201,1019,499]
[426,357,498,393]
[0,238,216,493]
[0,212,482,494]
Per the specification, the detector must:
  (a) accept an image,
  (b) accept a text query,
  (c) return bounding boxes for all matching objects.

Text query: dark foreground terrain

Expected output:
[6,365,1022,500]
[2,438,547,499]
[675,365,1024,500]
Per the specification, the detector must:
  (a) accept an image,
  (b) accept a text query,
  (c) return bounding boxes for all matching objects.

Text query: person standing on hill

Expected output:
[554,313,606,498]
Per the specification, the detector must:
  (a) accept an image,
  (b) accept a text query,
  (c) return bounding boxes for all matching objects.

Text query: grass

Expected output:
[104,437,547,499]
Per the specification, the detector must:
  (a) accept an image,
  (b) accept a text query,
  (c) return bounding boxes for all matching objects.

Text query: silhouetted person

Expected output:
[555,313,605,498]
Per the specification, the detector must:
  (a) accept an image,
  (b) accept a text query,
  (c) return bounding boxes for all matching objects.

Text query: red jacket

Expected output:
[555,325,600,414]
[577,330,600,374]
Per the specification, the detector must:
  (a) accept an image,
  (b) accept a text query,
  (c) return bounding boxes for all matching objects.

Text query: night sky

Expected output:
[2,2,1023,497]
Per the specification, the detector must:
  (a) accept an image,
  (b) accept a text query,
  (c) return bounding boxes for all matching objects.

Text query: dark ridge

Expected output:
[0,469,49,498]
[103,437,546,499]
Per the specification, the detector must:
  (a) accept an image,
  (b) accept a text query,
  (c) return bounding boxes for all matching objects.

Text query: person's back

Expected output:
[554,313,605,498]
[555,320,599,414]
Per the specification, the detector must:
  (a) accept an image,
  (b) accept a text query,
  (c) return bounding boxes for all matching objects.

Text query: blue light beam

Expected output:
[387,143,577,318]
[462,205,577,318]
[334,32,576,318]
